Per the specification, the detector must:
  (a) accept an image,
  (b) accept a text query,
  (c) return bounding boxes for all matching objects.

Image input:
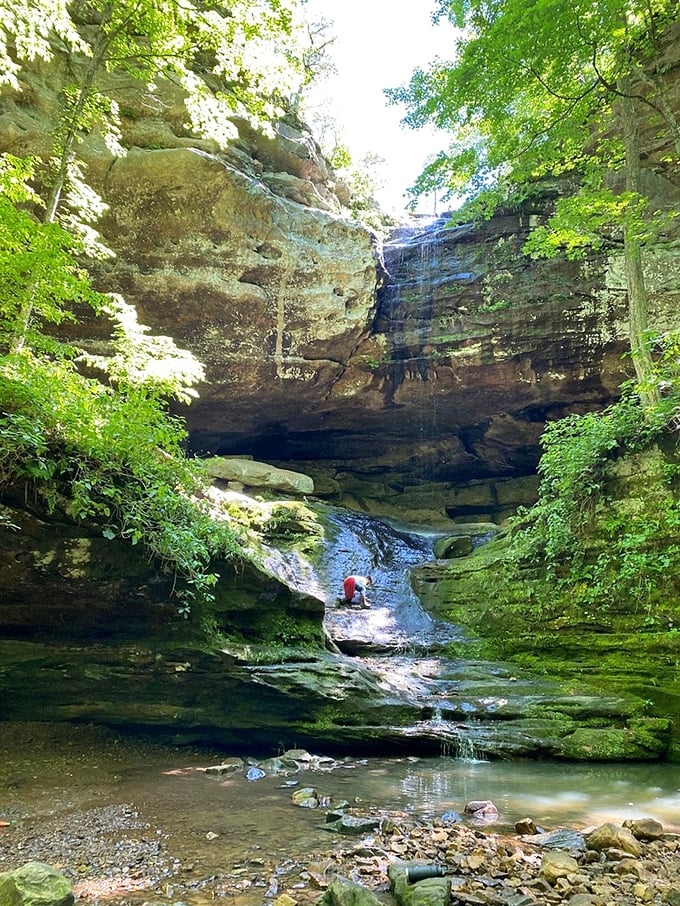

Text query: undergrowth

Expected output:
[507,337,680,626]
[0,351,248,613]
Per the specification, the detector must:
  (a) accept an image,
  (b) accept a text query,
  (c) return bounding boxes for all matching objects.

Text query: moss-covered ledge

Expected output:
[412,534,678,761]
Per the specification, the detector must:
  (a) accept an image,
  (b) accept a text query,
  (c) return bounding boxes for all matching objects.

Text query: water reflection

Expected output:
[363,758,680,832]
[2,724,679,906]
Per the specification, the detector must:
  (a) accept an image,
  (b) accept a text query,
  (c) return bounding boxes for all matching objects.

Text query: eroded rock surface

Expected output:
[2,40,680,524]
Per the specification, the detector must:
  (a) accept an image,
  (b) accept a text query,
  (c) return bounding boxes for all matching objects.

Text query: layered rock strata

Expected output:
[2,49,680,523]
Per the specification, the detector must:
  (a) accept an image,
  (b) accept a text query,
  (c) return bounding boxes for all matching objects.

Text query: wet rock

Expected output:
[319,875,382,906]
[622,817,665,841]
[530,828,586,854]
[515,818,537,835]
[324,815,381,836]
[246,766,266,781]
[540,850,579,883]
[325,806,349,823]
[464,800,500,824]
[439,810,461,825]
[0,862,75,906]
[292,787,319,808]
[585,823,643,857]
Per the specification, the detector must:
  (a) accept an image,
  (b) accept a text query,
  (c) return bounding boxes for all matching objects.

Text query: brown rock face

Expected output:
[2,47,680,524]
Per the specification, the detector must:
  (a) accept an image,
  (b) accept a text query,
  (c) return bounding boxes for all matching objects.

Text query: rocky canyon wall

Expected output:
[1,38,679,525]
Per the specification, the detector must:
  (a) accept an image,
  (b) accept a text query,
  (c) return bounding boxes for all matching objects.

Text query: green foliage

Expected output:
[0,0,85,89]
[329,145,396,232]
[516,395,652,564]
[0,0,311,618]
[524,182,678,260]
[257,612,320,647]
[81,295,206,405]
[394,0,677,195]
[390,0,679,279]
[510,339,680,621]
[0,351,246,611]
[0,155,105,354]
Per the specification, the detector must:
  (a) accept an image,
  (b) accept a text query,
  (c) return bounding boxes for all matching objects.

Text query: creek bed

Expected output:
[1,722,679,906]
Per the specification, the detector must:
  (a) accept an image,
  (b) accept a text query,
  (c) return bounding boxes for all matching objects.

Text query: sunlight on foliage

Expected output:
[0,0,85,88]
[0,351,245,610]
[0,156,105,355]
[81,295,206,405]
[510,340,680,620]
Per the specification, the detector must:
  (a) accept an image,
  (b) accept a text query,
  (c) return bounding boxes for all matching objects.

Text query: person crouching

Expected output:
[340,574,373,609]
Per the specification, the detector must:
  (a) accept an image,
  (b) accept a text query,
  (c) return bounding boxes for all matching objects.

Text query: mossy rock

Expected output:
[433,535,473,558]
[0,862,74,906]
[558,718,670,760]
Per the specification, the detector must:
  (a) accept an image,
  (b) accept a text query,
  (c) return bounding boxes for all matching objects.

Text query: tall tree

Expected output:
[388,0,679,406]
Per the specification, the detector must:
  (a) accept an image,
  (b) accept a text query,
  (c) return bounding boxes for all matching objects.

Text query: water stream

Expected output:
[263,504,635,759]
[316,506,466,654]
[1,722,678,906]
[2,506,679,904]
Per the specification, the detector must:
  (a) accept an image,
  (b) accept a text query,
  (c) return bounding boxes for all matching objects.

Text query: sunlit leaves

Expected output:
[390,0,677,207]
[82,295,206,405]
[0,155,105,355]
[0,350,245,606]
[0,0,86,88]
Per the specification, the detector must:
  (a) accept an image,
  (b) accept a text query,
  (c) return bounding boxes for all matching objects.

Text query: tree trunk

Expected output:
[619,74,658,409]
[10,16,113,352]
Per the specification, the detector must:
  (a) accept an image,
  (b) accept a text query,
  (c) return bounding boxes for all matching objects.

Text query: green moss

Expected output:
[559,721,670,761]
[254,613,322,648]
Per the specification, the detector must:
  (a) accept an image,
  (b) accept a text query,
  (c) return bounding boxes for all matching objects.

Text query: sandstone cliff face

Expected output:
[1,47,678,756]
[1,43,679,525]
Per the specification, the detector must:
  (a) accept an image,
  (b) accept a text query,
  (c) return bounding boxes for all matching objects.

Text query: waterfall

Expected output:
[455,722,488,763]
[260,502,498,754]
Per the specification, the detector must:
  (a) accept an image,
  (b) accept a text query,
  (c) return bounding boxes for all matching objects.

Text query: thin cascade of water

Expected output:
[256,503,539,757]
[455,722,489,763]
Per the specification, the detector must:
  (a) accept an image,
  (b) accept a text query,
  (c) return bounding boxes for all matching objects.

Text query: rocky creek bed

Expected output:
[1,724,679,906]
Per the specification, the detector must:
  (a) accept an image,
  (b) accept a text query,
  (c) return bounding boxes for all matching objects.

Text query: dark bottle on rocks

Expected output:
[406,865,446,883]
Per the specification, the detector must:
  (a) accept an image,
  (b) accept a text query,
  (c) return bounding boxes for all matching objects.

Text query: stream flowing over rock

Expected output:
[0,496,668,760]
[0,33,679,757]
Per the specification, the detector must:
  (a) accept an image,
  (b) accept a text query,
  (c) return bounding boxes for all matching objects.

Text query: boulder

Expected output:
[530,829,586,854]
[622,817,664,841]
[203,457,314,494]
[291,787,319,808]
[0,863,74,906]
[586,823,643,857]
[464,799,500,823]
[319,876,383,906]
[515,817,538,835]
[387,863,450,906]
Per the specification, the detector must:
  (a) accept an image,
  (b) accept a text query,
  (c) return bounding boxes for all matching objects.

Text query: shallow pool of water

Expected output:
[0,724,680,851]
[1,721,678,906]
